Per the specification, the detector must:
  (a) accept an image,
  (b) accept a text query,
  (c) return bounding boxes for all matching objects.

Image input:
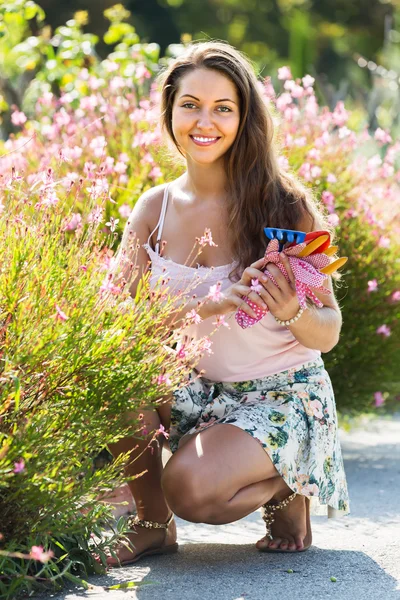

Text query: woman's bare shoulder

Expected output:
[132,182,168,225]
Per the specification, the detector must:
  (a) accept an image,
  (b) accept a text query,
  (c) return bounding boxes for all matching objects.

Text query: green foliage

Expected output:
[0,145,197,597]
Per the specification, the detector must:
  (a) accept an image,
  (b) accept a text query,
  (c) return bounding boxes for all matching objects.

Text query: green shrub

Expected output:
[0,163,204,597]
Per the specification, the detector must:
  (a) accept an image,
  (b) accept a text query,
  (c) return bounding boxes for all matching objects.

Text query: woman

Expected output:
[107,41,350,566]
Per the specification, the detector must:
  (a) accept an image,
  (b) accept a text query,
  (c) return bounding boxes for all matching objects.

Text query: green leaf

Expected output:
[106,580,156,590]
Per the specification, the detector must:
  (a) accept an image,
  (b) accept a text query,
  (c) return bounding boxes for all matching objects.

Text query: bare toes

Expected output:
[255,536,270,549]
[279,539,289,550]
[295,536,304,550]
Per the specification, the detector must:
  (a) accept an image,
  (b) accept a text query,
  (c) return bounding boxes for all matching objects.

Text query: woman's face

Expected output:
[171,68,241,165]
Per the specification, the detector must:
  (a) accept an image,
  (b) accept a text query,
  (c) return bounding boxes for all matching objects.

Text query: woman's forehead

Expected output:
[176,68,239,102]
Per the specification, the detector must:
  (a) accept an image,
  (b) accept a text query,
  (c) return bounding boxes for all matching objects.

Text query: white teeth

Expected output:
[192,136,218,142]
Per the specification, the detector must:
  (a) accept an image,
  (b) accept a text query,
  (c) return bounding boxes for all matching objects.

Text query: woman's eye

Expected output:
[182,103,197,109]
[217,106,232,113]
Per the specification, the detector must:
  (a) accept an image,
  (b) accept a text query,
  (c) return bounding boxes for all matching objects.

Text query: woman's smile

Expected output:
[190,135,221,147]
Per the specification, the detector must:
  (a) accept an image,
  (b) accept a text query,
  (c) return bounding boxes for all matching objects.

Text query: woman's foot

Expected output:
[106,514,177,566]
[256,493,311,552]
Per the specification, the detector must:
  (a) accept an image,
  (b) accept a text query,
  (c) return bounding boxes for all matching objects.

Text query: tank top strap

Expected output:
[146,183,170,255]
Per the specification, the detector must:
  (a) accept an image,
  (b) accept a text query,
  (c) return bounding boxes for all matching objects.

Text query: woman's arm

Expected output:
[239,211,342,353]
[284,275,342,353]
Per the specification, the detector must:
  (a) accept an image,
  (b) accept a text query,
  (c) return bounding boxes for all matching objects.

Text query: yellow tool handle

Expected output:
[324,245,339,257]
[320,256,348,275]
[298,235,330,257]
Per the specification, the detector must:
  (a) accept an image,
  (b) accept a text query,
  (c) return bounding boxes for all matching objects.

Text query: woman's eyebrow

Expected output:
[179,93,237,104]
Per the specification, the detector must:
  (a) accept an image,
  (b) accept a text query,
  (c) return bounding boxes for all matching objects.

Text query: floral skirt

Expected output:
[170,357,350,518]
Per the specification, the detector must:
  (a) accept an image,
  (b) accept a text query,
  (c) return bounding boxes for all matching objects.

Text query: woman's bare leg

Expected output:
[162,423,309,550]
[107,401,176,565]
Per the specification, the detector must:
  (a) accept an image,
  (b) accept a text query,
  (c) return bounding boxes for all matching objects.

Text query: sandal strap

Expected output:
[262,491,297,540]
[127,513,174,530]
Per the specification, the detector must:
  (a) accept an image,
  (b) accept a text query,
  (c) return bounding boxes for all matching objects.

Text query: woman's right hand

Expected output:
[212,257,270,319]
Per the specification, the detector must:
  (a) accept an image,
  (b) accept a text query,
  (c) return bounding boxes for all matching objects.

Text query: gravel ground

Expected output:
[43,413,400,600]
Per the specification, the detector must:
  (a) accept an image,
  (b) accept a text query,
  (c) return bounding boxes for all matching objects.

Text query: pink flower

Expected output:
[105,217,119,232]
[276,93,293,111]
[332,101,349,127]
[11,110,27,126]
[327,213,340,227]
[302,75,315,88]
[290,84,304,99]
[55,305,69,322]
[321,191,335,214]
[378,236,390,248]
[326,173,337,183]
[13,459,25,473]
[303,483,320,496]
[64,213,82,231]
[185,309,202,324]
[118,203,131,219]
[374,128,392,144]
[177,345,186,359]
[207,282,223,302]
[136,63,151,84]
[30,546,54,563]
[277,66,292,80]
[89,136,107,158]
[114,161,127,174]
[376,324,391,337]
[198,228,217,247]
[212,315,229,328]
[309,399,324,419]
[87,206,103,224]
[157,424,169,439]
[367,279,378,293]
[250,278,263,293]
[390,291,400,303]
[156,374,171,386]
[199,337,213,355]
[87,178,109,200]
[374,391,385,407]
[149,166,162,180]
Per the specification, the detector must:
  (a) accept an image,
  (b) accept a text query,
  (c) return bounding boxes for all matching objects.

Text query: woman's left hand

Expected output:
[255,253,300,322]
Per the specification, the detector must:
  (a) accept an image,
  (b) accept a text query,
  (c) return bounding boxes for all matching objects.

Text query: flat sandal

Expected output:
[108,513,178,567]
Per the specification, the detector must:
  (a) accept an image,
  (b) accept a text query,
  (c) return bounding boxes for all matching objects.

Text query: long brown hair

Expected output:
[158,41,329,279]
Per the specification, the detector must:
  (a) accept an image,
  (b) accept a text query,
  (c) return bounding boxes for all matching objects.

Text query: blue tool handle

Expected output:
[264,227,306,251]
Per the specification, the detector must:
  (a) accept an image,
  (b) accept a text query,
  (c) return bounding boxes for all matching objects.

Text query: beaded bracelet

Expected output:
[274,305,306,327]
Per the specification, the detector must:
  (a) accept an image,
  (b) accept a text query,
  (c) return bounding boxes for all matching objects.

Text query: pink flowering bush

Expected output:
[0,157,205,596]
[269,70,400,413]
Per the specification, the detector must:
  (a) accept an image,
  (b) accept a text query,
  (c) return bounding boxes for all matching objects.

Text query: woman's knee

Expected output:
[161,457,220,522]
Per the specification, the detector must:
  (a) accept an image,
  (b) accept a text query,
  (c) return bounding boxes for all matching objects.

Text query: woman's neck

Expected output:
[183,158,228,202]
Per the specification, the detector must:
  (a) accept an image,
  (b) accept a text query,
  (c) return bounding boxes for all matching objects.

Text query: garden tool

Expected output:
[235,226,348,329]
[320,256,348,275]
[298,234,330,257]
[263,227,306,251]
[323,245,338,257]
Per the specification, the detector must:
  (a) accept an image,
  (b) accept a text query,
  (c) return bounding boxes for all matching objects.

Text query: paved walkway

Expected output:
[49,414,400,600]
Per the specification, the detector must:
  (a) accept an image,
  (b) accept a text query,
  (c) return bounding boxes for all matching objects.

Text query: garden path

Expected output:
[47,413,400,600]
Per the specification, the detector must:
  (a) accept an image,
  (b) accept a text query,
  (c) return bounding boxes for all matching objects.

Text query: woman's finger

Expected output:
[240,267,269,287]
[279,253,296,285]
[250,256,268,270]
[233,284,269,311]
[264,263,292,294]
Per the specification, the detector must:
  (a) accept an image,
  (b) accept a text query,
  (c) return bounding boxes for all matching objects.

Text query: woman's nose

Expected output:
[196,110,214,129]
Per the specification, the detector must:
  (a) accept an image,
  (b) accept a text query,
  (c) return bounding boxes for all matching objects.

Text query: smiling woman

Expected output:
[171,70,240,161]
[107,40,350,567]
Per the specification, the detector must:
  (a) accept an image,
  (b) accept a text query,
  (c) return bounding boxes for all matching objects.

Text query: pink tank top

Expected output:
[143,184,321,382]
